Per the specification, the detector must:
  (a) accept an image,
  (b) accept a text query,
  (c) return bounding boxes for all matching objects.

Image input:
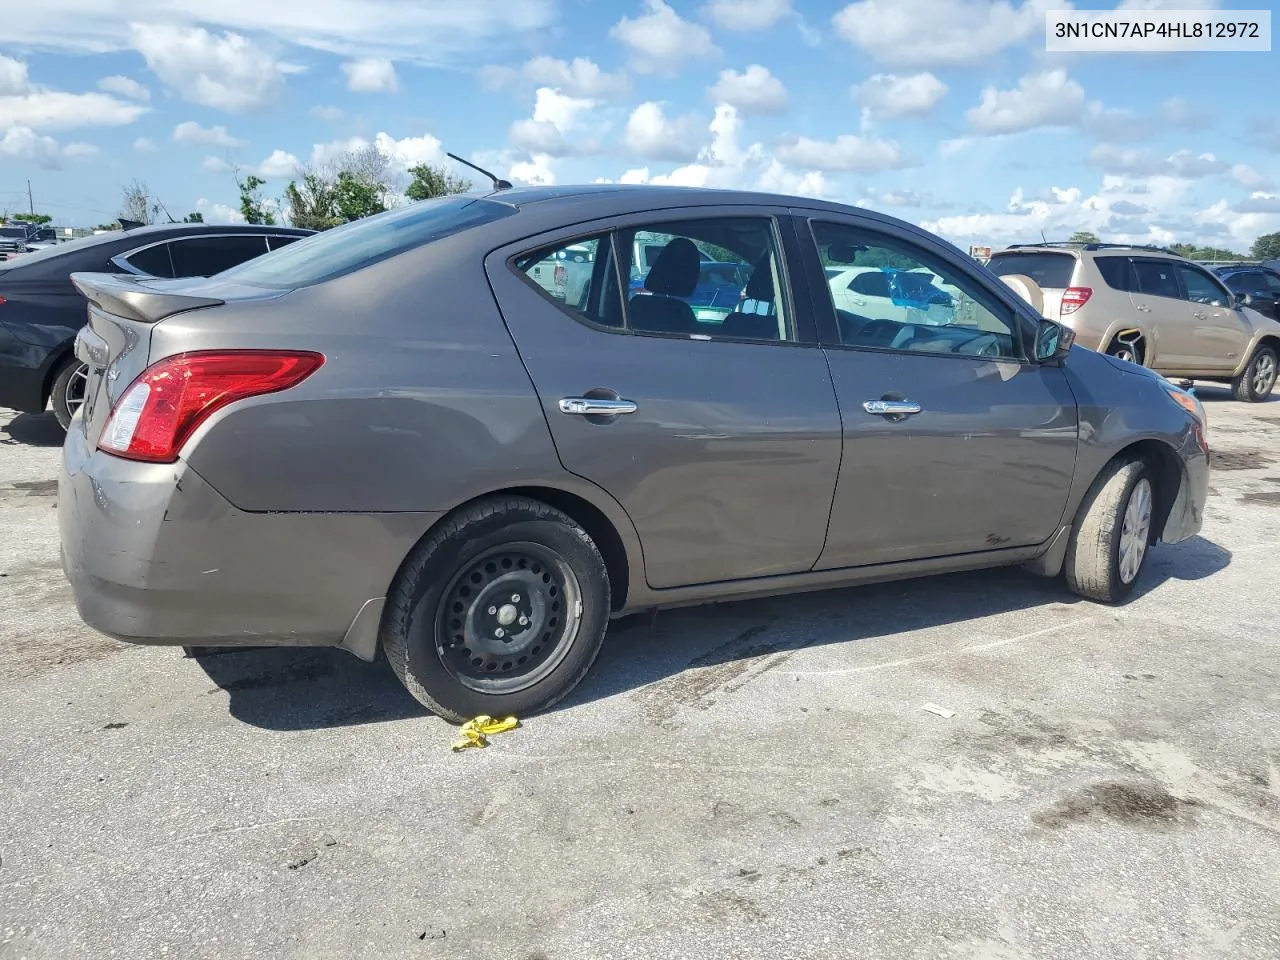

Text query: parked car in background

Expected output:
[0,223,313,429]
[22,226,62,253]
[0,224,30,260]
[826,265,956,327]
[988,242,1280,401]
[58,185,1208,724]
[1211,263,1280,322]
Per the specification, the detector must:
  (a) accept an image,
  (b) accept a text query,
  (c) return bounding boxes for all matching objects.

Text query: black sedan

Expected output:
[0,223,313,429]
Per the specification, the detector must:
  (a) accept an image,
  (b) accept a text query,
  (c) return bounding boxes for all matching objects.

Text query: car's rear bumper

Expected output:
[58,423,442,648]
[0,321,49,413]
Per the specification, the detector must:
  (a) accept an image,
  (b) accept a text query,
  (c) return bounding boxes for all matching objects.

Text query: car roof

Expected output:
[997,242,1186,259]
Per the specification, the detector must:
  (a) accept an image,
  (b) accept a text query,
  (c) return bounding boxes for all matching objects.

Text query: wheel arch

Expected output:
[1101,438,1183,542]
[39,339,79,409]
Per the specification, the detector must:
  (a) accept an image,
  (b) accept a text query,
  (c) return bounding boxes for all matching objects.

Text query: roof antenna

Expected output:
[446,152,512,191]
[1040,229,1048,243]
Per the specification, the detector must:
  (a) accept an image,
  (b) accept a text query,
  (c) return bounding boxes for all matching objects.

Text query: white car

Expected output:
[827,266,956,326]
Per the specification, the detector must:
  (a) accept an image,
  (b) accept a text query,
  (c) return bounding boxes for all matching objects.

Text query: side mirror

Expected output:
[1235,292,1255,309]
[1034,318,1075,362]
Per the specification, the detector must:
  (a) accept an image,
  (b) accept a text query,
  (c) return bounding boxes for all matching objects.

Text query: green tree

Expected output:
[284,172,341,231]
[1169,243,1246,262]
[236,173,276,225]
[12,212,52,225]
[405,162,472,201]
[182,211,204,223]
[333,169,387,222]
[1252,232,1280,261]
[1068,230,1100,244]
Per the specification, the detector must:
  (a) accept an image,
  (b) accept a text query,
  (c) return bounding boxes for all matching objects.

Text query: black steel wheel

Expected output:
[382,496,611,722]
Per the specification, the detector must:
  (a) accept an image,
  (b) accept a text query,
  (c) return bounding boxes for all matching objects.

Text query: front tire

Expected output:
[1231,345,1277,402]
[1064,459,1154,604]
[381,497,611,722]
[49,358,90,431]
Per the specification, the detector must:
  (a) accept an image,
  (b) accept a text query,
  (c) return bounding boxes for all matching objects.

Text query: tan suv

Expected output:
[988,242,1280,401]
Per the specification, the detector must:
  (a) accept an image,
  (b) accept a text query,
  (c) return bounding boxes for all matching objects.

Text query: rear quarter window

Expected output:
[1094,256,1137,292]
[215,195,516,289]
[987,253,1076,289]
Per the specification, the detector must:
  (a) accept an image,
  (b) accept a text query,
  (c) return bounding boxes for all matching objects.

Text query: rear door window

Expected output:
[168,235,270,277]
[986,252,1076,289]
[1132,259,1181,299]
[120,242,175,278]
[1094,256,1137,292]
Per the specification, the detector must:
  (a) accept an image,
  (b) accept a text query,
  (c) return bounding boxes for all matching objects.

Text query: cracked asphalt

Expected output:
[1,389,1278,960]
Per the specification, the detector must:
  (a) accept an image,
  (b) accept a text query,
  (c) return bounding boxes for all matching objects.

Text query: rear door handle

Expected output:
[1136,304,1151,312]
[559,397,638,416]
[863,399,922,417]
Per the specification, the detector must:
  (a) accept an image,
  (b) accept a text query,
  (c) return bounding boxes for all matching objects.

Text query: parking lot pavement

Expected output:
[1,392,1278,960]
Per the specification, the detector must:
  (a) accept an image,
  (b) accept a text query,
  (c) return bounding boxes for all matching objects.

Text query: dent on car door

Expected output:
[795,214,1078,567]
[1174,263,1248,372]
[484,209,843,590]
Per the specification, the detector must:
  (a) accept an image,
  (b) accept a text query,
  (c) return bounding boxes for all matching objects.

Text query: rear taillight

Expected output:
[1060,287,1093,316]
[97,350,324,463]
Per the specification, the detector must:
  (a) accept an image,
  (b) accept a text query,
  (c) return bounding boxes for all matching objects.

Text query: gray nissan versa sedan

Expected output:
[58,185,1210,721]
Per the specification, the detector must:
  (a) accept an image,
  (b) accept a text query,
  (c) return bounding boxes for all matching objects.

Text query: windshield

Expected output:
[216,195,516,289]
[987,252,1077,289]
[0,226,28,239]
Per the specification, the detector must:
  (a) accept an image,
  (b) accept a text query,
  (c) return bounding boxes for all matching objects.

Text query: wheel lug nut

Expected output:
[511,594,520,603]
[487,606,497,615]
[495,628,505,638]
[519,615,529,626]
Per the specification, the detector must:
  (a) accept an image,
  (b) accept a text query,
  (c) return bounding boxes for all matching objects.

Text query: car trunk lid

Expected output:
[68,272,284,446]
[986,251,1079,319]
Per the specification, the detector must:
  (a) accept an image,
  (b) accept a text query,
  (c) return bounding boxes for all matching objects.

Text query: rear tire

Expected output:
[381,497,611,722]
[1064,458,1154,604]
[50,358,89,432]
[1231,345,1277,402]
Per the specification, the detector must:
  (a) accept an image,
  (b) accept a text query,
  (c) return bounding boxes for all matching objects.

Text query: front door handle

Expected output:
[1136,304,1152,313]
[559,397,639,416]
[863,399,922,417]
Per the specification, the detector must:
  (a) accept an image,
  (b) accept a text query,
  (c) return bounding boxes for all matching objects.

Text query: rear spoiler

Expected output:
[70,271,225,324]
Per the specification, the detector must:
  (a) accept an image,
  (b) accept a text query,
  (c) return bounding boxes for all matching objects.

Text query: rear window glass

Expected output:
[216,195,515,289]
[1095,256,1136,292]
[986,252,1076,289]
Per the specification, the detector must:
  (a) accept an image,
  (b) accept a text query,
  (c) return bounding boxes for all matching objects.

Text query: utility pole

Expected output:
[27,179,34,216]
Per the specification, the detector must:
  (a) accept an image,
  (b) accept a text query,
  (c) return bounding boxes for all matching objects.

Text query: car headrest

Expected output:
[743,253,774,302]
[644,238,700,298]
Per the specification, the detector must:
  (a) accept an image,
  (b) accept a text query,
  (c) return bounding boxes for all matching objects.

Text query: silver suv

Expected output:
[988,242,1280,401]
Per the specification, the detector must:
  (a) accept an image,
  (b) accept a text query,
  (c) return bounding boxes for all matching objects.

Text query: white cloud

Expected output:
[1235,194,1280,215]
[1089,144,1230,179]
[707,65,788,115]
[0,126,63,169]
[97,75,150,101]
[342,57,401,93]
[194,198,246,224]
[256,148,301,178]
[133,136,156,153]
[851,72,947,118]
[623,101,707,161]
[173,121,246,148]
[703,0,793,30]
[859,188,931,208]
[775,133,908,172]
[522,56,630,98]
[1159,97,1212,130]
[307,131,446,176]
[1232,164,1274,191]
[509,153,557,186]
[310,105,345,121]
[966,69,1086,135]
[833,0,1053,68]
[8,1,559,64]
[203,155,233,173]
[0,90,147,131]
[131,24,286,112]
[0,55,28,96]
[611,0,720,75]
[477,65,520,92]
[510,87,598,157]
[62,142,99,160]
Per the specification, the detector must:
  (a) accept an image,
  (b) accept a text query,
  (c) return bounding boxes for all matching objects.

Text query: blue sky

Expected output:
[3,0,1277,251]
